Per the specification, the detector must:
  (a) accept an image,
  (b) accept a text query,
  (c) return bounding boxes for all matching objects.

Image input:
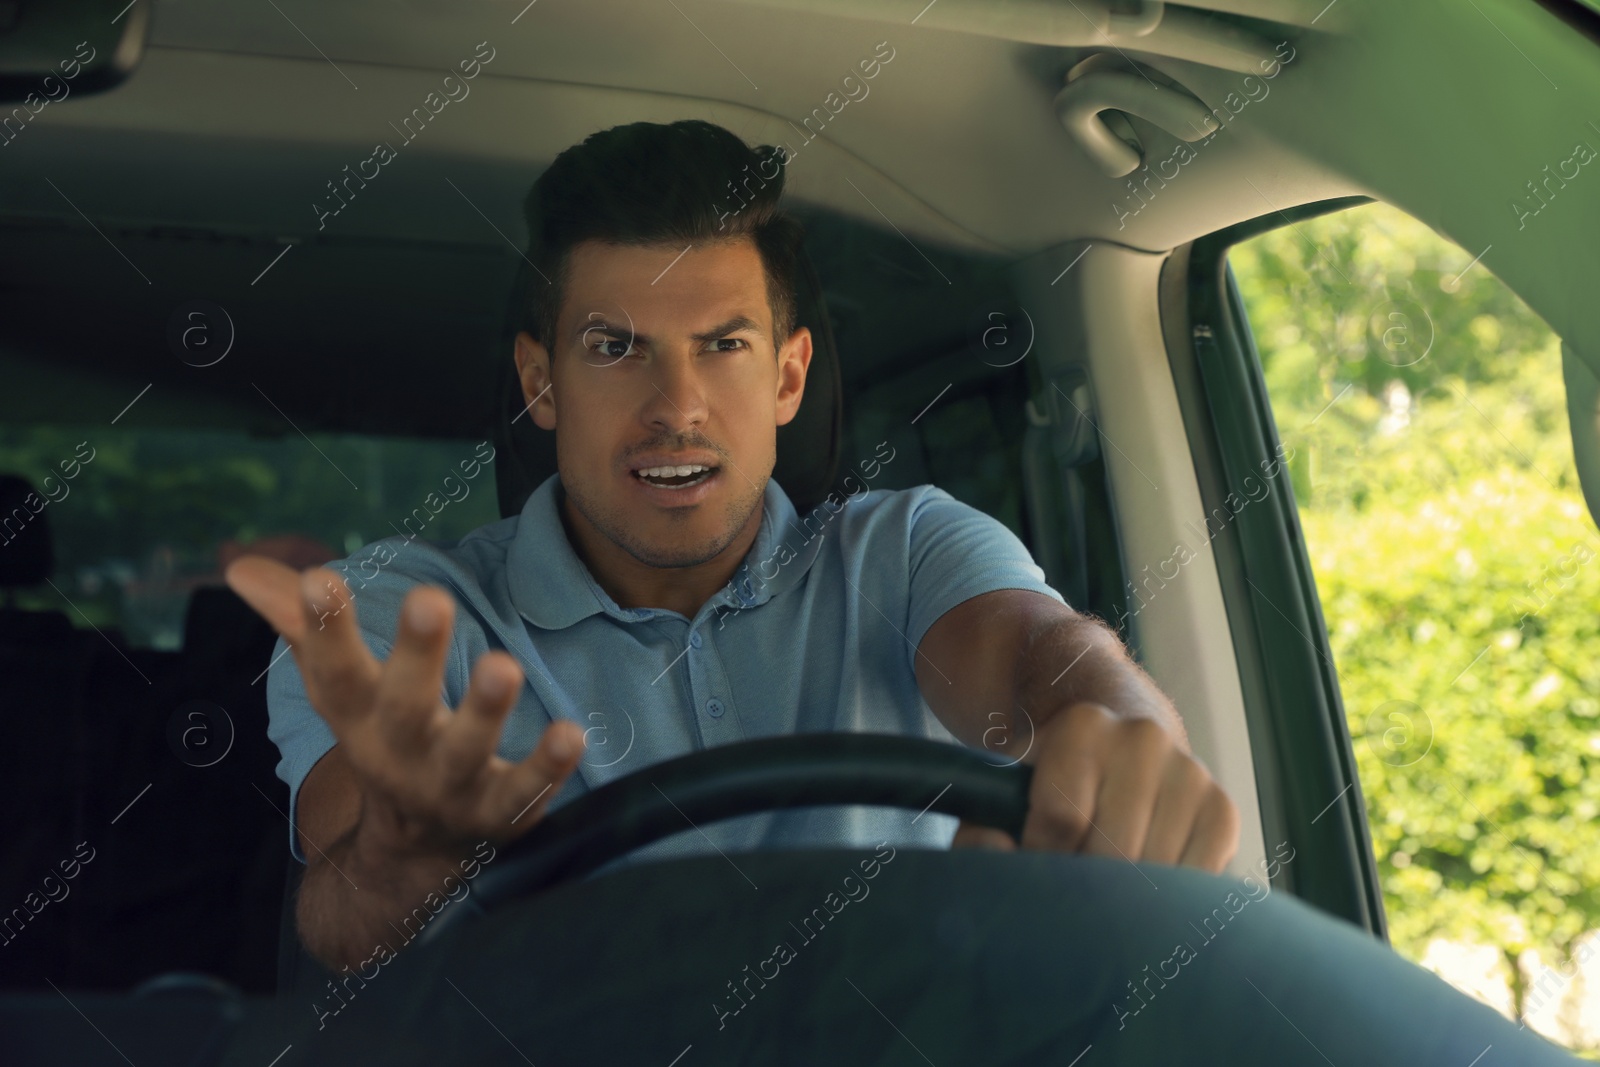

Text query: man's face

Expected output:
[515,236,811,569]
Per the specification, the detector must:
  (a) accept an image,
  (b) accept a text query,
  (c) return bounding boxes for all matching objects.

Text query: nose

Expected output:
[641,350,709,434]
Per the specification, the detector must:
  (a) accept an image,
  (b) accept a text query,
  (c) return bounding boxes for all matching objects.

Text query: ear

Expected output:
[774,326,812,427]
[513,330,557,431]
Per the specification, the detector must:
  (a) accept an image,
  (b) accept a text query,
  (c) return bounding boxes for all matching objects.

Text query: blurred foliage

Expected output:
[1233,202,1600,1041]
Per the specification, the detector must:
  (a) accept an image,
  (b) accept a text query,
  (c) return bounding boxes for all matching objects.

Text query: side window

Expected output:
[1230,202,1600,1054]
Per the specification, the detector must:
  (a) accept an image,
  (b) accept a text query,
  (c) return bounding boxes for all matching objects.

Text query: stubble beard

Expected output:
[563,469,767,569]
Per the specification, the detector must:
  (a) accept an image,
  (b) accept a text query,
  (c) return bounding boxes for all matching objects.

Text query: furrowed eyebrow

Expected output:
[571,315,764,348]
[572,319,634,344]
[689,315,763,344]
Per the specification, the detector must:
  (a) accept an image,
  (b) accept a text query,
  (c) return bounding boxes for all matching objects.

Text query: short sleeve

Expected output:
[904,486,1067,674]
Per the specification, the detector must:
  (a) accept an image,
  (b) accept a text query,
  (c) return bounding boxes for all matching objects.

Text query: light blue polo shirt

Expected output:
[266,472,1066,866]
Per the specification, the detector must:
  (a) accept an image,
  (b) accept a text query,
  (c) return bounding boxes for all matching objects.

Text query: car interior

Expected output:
[2,0,1599,1062]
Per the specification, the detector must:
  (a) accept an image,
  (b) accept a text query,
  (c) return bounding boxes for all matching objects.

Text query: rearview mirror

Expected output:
[0,0,149,104]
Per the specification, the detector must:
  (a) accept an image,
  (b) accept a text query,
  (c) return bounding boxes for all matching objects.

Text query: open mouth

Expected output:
[633,464,718,489]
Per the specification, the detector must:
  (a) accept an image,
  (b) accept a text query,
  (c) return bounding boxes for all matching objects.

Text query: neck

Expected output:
[559,489,763,618]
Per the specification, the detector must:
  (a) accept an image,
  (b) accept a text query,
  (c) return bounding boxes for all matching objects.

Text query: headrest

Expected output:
[181,585,276,669]
[0,474,54,588]
[492,244,843,519]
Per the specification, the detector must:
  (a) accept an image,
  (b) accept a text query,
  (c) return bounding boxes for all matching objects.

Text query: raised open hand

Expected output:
[225,557,586,858]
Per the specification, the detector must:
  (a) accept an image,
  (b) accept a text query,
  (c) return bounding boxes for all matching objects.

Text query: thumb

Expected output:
[224,555,310,639]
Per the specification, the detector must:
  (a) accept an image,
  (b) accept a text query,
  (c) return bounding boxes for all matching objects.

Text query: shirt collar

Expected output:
[508,472,825,631]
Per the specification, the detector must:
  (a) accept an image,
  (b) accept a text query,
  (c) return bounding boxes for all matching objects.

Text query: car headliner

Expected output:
[0,0,1597,428]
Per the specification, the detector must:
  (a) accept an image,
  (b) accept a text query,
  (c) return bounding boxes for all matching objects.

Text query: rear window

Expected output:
[0,425,501,649]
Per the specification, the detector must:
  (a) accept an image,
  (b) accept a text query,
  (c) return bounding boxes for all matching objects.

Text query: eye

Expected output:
[589,339,636,361]
[707,337,747,353]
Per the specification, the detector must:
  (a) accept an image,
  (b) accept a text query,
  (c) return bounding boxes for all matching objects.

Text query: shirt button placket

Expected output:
[686,624,739,745]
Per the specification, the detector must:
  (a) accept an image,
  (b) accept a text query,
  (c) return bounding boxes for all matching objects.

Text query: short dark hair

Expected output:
[520,120,805,354]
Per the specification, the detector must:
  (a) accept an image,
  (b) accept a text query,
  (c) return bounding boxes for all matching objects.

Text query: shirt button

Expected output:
[689,631,702,649]
[706,698,724,718]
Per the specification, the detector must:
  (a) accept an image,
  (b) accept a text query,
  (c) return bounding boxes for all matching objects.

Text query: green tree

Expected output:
[1234,202,1600,1047]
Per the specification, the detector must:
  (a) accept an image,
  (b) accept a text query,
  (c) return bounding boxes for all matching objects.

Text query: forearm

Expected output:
[296,809,473,974]
[1012,614,1189,751]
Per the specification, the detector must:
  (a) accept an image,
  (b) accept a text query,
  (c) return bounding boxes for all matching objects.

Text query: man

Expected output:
[226,119,1238,974]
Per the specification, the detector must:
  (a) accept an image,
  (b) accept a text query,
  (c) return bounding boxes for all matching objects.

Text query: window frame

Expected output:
[1161,197,1388,937]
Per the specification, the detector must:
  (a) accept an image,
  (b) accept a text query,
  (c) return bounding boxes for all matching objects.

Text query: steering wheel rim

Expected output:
[422,733,1032,943]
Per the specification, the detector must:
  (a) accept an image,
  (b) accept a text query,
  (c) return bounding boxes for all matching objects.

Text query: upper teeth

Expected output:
[638,465,711,478]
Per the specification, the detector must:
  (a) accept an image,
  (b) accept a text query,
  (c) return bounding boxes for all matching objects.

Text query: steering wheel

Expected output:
[292,734,1583,1066]
[420,733,1032,943]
